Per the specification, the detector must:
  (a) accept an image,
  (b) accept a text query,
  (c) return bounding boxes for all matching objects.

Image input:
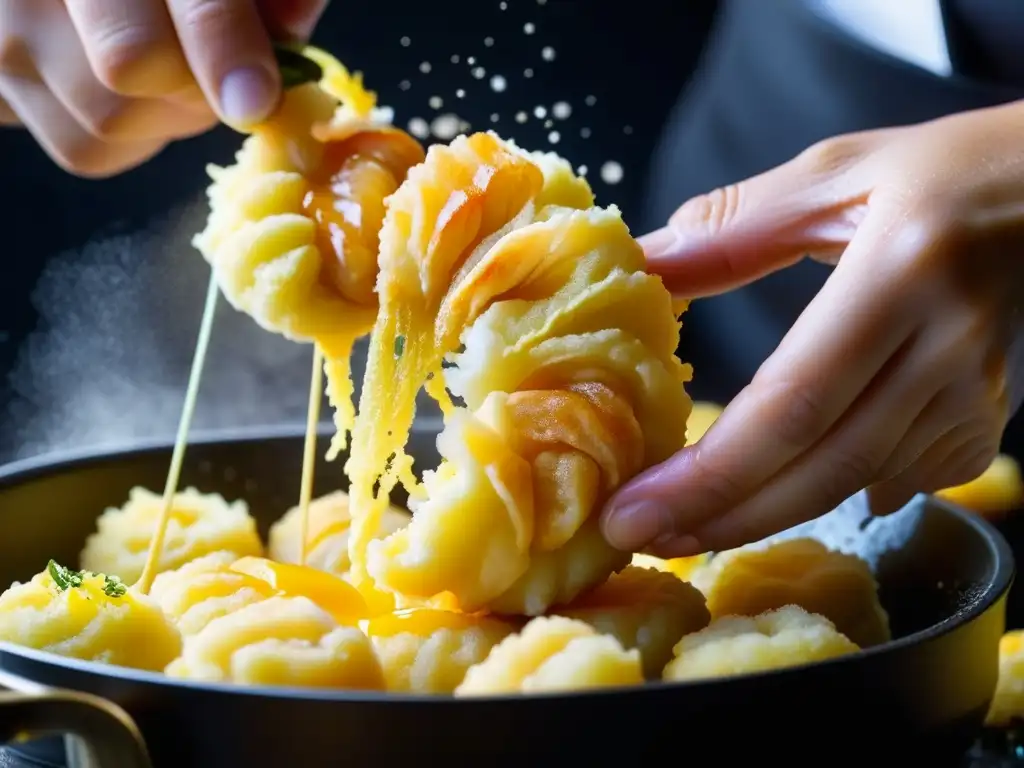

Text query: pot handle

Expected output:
[0,671,152,768]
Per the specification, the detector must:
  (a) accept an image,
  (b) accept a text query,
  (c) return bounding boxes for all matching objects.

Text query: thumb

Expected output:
[641,137,871,298]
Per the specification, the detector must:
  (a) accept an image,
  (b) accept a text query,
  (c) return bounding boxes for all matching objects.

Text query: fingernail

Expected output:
[601,501,671,551]
[645,533,703,559]
[220,66,279,127]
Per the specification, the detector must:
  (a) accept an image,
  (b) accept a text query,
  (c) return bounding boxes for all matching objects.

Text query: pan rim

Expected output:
[0,425,1014,704]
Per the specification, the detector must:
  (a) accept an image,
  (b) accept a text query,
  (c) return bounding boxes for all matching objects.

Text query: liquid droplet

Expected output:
[490,113,500,122]
[407,117,430,139]
[472,66,486,79]
[500,0,508,8]
[547,131,561,144]
[533,105,547,119]
[515,111,528,123]
[431,114,465,140]
[585,95,597,106]
[484,36,495,47]
[419,61,432,73]
[580,127,592,138]
[456,88,466,98]
[400,36,411,47]
[523,68,534,78]
[577,164,589,176]
[429,96,443,109]
[541,46,556,61]
[600,161,624,185]
[399,80,411,91]
[451,54,461,63]
[467,56,477,65]
[552,101,572,119]
[489,75,507,92]
[524,22,536,34]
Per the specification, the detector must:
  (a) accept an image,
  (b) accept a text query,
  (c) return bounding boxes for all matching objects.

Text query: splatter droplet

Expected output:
[524,22,536,34]
[541,46,556,61]
[484,36,495,47]
[600,161,624,185]
[407,117,430,139]
[490,75,507,92]
[515,111,528,123]
[533,105,547,118]
[548,131,561,144]
[585,95,597,106]
[577,164,589,176]
[580,127,592,138]
[456,88,466,98]
[623,125,633,135]
[431,114,465,140]
[451,54,461,63]
[523,68,534,78]
[472,66,486,79]
[419,61,432,73]
[400,36,411,47]
[399,80,411,91]
[429,96,443,109]
[552,101,572,119]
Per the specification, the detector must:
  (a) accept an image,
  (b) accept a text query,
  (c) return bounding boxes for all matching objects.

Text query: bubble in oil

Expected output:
[400,36,411,47]
[399,80,411,91]
[429,96,443,109]
[407,117,430,139]
[552,101,572,119]
[600,161,624,185]
[515,111,528,123]
[484,36,495,47]
[541,46,556,61]
[472,66,486,79]
[489,75,507,92]
[585,95,597,106]
[533,105,547,118]
[523,68,534,78]
[419,61,432,73]
[524,22,536,34]
[580,127,592,138]
[547,131,560,144]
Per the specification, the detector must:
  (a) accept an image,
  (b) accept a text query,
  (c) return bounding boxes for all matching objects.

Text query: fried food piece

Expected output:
[193,51,425,453]
[0,561,180,671]
[630,552,709,581]
[165,596,384,689]
[268,490,410,576]
[685,401,723,445]
[938,454,1024,517]
[150,554,368,636]
[554,566,710,678]
[455,616,643,695]
[691,538,890,648]
[988,630,1024,726]
[364,608,517,693]
[663,605,858,682]
[80,486,262,585]
[347,132,691,617]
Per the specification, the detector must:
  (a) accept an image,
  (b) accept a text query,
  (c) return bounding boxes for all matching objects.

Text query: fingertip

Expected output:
[218,63,280,128]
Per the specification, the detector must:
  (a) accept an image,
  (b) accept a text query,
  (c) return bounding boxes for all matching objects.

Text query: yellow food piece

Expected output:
[79,486,262,585]
[938,454,1024,516]
[455,616,643,695]
[663,605,858,681]
[364,608,517,693]
[268,490,410,576]
[691,537,890,648]
[0,565,181,671]
[987,630,1024,727]
[555,565,710,678]
[150,553,369,636]
[193,53,424,454]
[685,401,723,445]
[165,595,384,689]
[630,552,709,581]
[347,132,692,617]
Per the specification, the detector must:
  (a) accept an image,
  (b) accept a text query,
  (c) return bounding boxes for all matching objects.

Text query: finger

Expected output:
[1,74,165,177]
[166,0,281,127]
[32,2,216,142]
[0,96,18,125]
[682,326,967,552]
[602,212,917,552]
[256,0,329,41]
[640,134,876,299]
[65,0,193,96]
[866,420,976,517]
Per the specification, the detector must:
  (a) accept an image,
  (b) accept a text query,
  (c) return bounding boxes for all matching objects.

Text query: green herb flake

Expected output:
[394,335,406,358]
[47,560,84,592]
[274,44,324,90]
[103,575,127,598]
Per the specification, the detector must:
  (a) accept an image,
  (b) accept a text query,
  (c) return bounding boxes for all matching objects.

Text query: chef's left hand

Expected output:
[601,101,1024,557]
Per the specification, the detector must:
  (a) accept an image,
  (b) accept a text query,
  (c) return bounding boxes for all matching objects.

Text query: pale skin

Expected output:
[2,4,1020,558]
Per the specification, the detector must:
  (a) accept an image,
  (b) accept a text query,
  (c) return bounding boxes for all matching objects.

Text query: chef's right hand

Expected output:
[0,0,328,178]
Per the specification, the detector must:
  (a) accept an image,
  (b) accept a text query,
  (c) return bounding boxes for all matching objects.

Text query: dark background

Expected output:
[0,0,719,462]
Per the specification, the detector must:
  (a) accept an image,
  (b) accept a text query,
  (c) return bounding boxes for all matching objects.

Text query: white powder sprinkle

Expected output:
[552,101,572,119]
[600,161,624,184]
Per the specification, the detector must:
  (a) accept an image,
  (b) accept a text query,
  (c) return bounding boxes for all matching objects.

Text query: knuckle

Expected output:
[797,134,865,174]
[947,442,998,488]
[756,379,832,449]
[179,0,237,36]
[826,448,883,498]
[669,184,743,236]
[88,23,156,92]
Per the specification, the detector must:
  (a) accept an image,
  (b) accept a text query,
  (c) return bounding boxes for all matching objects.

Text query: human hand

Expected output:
[0,0,328,177]
[601,102,1024,557]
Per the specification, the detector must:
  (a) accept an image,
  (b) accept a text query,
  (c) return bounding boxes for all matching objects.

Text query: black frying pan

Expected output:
[0,424,1013,767]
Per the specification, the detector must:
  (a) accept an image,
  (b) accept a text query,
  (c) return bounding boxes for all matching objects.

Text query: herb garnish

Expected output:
[394,335,406,358]
[102,575,127,598]
[273,44,324,90]
[47,560,127,598]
